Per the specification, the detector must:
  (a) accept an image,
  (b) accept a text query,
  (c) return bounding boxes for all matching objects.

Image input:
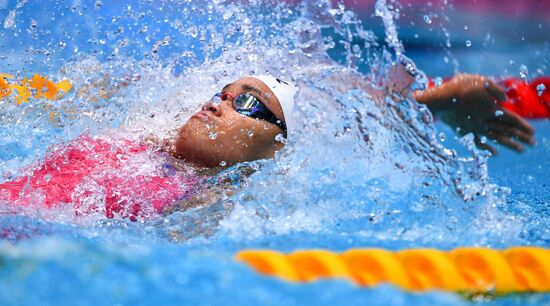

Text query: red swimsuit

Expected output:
[0,135,200,221]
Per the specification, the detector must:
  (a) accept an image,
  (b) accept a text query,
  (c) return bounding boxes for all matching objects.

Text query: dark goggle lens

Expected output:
[218,92,286,133]
[233,93,264,115]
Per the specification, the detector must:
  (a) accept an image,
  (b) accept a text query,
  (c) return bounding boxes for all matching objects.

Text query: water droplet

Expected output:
[495,110,504,117]
[247,130,254,138]
[187,26,198,38]
[209,131,218,140]
[451,97,457,103]
[94,0,103,9]
[275,133,287,143]
[465,40,472,47]
[3,10,16,29]
[29,19,37,29]
[464,25,469,30]
[519,65,528,79]
[509,60,515,65]
[219,161,227,167]
[434,77,443,86]
[438,132,446,142]
[222,10,232,20]
[537,83,546,96]
[423,15,432,24]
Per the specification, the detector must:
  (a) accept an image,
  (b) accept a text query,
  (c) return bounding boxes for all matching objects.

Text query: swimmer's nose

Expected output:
[202,101,223,117]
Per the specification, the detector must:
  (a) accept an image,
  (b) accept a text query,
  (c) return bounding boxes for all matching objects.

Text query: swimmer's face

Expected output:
[174,77,286,167]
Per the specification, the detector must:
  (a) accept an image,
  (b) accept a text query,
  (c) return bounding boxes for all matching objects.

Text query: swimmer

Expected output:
[169,70,535,169]
[0,71,535,221]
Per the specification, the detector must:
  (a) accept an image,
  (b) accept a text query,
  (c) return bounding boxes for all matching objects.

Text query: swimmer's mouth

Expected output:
[191,111,211,122]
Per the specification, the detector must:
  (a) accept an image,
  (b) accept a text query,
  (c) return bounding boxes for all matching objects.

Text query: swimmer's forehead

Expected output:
[221,77,284,121]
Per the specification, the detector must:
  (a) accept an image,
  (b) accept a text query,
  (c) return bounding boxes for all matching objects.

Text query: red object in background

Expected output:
[428,77,550,119]
[501,78,550,119]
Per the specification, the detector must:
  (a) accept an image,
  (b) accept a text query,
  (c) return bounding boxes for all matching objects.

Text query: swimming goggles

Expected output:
[211,92,287,132]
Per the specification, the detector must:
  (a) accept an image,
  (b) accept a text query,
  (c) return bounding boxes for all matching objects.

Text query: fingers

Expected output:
[496,110,535,136]
[484,79,507,102]
[492,133,525,152]
[484,130,526,152]
[488,121,536,146]
[474,134,498,156]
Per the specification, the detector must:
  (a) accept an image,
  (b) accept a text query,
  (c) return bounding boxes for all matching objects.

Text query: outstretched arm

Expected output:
[413,74,535,155]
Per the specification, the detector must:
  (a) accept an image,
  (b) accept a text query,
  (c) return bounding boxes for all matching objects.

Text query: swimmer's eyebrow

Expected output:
[221,83,232,92]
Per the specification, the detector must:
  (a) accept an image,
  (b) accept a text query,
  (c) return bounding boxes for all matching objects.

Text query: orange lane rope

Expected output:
[236,247,550,294]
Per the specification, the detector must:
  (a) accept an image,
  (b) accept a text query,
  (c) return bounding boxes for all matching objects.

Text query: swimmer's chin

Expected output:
[172,134,221,167]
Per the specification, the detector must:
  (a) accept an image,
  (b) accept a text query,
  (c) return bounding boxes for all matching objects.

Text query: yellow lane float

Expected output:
[236,247,549,294]
[0,73,72,104]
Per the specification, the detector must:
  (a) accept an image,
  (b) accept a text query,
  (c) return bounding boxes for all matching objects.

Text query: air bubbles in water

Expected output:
[536,83,546,96]
[94,0,103,10]
[434,76,443,86]
[209,131,218,140]
[219,161,227,167]
[465,40,472,47]
[495,110,504,117]
[247,130,254,138]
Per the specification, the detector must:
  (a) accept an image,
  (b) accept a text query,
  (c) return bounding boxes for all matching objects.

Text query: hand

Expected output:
[415,74,535,155]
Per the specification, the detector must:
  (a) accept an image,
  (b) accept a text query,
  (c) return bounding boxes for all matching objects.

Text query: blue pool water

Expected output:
[0,0,548,305]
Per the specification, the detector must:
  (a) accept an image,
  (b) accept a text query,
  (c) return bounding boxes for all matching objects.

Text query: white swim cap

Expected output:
[251,75,298,136]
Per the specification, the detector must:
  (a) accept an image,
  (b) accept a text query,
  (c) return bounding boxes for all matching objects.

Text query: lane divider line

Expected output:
[236,247,550,293]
